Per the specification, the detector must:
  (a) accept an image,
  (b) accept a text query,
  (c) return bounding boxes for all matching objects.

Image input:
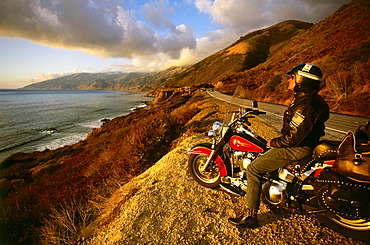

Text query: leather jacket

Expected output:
[270,90,330,148]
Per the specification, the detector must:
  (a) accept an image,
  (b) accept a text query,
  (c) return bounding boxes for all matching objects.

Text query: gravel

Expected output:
[84,115,367,245]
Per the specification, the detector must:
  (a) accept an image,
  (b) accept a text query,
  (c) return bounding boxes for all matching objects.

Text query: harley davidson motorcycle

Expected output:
[188,86,370,241]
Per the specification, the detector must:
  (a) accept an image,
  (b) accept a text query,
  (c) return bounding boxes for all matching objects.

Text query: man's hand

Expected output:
[266,139,272,147]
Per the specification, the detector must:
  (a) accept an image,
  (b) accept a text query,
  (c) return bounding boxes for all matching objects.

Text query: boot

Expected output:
[228,209,258,228]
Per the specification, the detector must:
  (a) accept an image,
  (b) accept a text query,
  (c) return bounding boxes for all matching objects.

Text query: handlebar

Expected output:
[226,108,267,128]
[242,109,266,117]
[256,110,266,115]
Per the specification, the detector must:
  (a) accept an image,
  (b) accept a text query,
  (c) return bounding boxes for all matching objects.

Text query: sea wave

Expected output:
[35,133,88,152]
[0,90,153,162]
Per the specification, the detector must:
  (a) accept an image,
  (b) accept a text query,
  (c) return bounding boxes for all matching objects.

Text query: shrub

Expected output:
[40,197,95,245]
[266,75,283,92]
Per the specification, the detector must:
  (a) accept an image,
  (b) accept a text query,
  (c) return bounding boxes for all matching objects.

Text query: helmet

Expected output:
[286,63,323,92]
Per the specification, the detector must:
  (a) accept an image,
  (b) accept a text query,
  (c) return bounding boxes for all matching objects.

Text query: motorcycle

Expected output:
[187,85,370,241]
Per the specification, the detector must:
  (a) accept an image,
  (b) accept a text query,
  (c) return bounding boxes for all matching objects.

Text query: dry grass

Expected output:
[0,91,210,244]
[40,197,95,244]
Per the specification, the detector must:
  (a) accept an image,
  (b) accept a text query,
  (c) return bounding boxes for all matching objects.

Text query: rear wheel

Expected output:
[317,214,370,241]
[188,154,221,188]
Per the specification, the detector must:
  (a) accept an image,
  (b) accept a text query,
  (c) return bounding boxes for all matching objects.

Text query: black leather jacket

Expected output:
[270,90,330,148]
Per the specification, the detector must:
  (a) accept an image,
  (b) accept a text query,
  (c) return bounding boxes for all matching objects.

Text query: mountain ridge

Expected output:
[164,20,314,89]
[163,0,369,116]
[22,0,370,116]
[22,20,313,92]
[22,67,188,91]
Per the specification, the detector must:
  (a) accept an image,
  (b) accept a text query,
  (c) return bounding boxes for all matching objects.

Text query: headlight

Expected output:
[208,130,216,137]
[212,121,223,134]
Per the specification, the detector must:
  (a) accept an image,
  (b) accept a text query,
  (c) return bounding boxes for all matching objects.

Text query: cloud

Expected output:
[141,0,174,30]
[0,0,196,60]
[195,0,350,32]
[105,0,350,72]
[0,0,350,72]
[171,0,350,68]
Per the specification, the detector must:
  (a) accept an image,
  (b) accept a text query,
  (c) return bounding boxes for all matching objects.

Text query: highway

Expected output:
[208,90,369,136]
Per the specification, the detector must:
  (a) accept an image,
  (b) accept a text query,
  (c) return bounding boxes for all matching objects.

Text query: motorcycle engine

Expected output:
[232,151,258,170]
[262,180,287,207]
[314,168,370,219]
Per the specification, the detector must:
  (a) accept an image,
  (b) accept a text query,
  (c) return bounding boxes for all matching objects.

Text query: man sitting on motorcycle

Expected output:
[229,63,330,228]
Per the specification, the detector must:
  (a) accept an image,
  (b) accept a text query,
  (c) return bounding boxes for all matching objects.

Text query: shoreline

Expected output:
[1,90,368,244]
[0,90,153,163]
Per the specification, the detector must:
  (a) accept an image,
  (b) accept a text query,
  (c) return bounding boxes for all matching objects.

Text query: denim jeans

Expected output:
[245,146,312,210]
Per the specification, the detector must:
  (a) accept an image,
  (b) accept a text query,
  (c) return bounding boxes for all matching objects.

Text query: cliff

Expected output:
[82,133,365,245]
[0,89,213,244]
[77,102,365,244]
[14,90,363,245]
[0,88,367,244]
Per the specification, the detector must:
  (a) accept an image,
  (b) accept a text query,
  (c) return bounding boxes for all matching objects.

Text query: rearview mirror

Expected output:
[252,100,258,108]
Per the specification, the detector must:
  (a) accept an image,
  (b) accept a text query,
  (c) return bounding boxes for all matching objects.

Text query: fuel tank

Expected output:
[229,134,266,153]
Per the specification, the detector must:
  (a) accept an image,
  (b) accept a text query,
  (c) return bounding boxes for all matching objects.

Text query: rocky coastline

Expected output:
[0,90,368,244]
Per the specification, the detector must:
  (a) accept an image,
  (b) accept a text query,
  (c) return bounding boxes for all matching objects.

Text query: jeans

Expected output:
[246,146,313,210]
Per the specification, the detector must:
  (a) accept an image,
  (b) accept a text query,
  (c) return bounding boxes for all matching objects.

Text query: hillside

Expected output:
[164,20,313,88]
[84,133,364,245]
[165,0,369,116]
[0,88,206,244]
[113,66,187,91]
[21,0,369,116]
[22,67,186,91]
[0,88,362,244]
[0,90,365,244]
[21,72,143,90]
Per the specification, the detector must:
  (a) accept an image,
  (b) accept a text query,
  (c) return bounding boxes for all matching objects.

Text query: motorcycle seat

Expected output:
[285,141,341,175]
[313,140,341,161]
[285,156,313,175]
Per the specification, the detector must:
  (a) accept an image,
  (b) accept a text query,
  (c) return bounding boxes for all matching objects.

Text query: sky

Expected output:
[0,0,351,89]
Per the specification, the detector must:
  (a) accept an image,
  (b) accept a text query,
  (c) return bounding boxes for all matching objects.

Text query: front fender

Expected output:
[188,143,228,177]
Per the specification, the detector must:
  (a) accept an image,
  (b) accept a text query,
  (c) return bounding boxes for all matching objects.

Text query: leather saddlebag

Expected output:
[333,121,370,181]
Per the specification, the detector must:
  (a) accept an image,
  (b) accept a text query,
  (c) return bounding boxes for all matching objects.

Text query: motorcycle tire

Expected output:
[188,153,221,188]
[316,214,370,241]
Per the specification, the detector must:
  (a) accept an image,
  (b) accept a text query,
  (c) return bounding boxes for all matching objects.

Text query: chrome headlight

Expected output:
[212,121,223,134]
[208,130,216,137]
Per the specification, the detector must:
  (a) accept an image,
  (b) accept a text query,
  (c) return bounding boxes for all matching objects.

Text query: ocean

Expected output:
[0,90,153,162]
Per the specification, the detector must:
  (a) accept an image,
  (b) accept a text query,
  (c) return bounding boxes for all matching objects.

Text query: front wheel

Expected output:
[316,214,370,241]
[188,154,221,188]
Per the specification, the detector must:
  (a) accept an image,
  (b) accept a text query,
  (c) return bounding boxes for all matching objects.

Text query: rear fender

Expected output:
[188,143,228,177]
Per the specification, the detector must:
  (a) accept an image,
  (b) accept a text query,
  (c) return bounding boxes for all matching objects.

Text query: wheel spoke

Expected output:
[194,155,220,183]
[188,153,221,188]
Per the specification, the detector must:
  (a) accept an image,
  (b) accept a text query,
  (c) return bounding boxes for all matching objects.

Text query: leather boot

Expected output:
[228,209,258,228]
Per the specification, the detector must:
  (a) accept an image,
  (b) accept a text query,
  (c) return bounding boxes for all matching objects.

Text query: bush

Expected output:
[0,91,208,244]
[40,197,95,244]
[266,74,283,92]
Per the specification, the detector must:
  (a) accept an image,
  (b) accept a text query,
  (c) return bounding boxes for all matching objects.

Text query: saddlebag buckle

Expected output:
[354,153,363,165]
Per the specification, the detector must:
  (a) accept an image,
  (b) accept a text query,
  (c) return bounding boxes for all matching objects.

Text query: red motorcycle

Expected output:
[188,86,370,241]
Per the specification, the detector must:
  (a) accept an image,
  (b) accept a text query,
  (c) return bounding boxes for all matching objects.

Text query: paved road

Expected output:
[208,90,369,135]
